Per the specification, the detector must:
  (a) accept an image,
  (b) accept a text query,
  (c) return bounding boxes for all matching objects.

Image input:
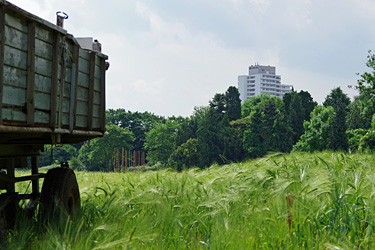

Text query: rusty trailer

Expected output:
[0,0,108,227]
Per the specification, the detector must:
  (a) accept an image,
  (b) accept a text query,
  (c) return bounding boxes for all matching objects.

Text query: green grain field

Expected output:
[7,152,375,249]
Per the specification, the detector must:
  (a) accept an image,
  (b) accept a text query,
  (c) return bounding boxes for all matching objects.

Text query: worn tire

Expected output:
[40,168,80,221]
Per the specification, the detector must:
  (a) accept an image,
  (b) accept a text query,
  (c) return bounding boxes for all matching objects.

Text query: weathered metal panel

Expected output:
[76,86,88,101]
[94,78,101,92]
[35,39,52,60]
[4,13,27,33]
[0,6,5,124]
[76,100,88,115]
[3,65,26,88]
[87,52,95,130]
[78,57,90,75]
[79,49,91,60]
[4,25,27,51]
[49,32,59,129]
[3,85,25,105]
[34,92,50,111]
[0,0,108,146]
[35,25,52,43]
[76,115,87,128]
[3,108,25,121]
[26,21,35,125]
[92,118,100,129]
[77,72,89,88]
[34,110,49,124]
[93,104,101,118]
[93,91,101,105]
[100,58,106,131]
[35,56,52,77]
[4,45,27,69]
[34,74,51,93]
[63,82,71,98]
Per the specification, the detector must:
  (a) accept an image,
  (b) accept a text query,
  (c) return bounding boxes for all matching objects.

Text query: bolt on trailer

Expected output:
[0,0,108,227]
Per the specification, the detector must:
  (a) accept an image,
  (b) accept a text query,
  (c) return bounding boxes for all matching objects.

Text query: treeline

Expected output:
[40,51,375,171]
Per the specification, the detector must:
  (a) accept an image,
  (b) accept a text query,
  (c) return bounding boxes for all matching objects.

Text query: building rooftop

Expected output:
[248,64,276,75]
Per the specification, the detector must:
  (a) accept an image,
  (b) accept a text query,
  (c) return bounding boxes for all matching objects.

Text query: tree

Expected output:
[299,90,317,122]
[225,86,241,121]
[209,93,226,115]
[39,145,77,167]
[78,124,134,171]
[284,91,305,144]
[209,86,241,121]
[106,109,166,152]
[323,87,351,151]
[218,115,245,162]
[144,120,179,165]
[293,106,335,152]
[348,50,375,125]
[262,100,279,150]
[356,51,375,99]
[196,108,222,167]
[169,138,200,171]
[272,112,294,152]
[243,108,265,158]
[347,95,372,130]
[175,117,197,147]
[242,94,283,118]
[242,97,293,157]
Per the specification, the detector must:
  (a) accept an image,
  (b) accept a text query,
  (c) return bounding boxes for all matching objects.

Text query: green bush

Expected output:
[347,128,368,152]
[359,129,375,151]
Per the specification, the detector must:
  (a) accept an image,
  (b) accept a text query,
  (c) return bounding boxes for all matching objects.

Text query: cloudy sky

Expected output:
[9,0,375,117]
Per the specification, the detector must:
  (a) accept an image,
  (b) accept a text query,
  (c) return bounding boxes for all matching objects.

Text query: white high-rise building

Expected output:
[238,64,293,104]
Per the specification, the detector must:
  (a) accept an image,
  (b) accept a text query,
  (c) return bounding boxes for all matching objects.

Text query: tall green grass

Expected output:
[5,151,375,249]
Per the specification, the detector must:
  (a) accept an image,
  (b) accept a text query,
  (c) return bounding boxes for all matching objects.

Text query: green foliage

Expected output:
[224,86,241,121]
[144,120,179,165]
[356,50,375,97]
[346,128,368,152]
[195,108,222,167]
[106,109,165,152]
[194,104,245,167]
[323,87,351,151]
[283,90,317,145]
[352,50,375,122]
[283,92,304,144]
[299,90,318,121]
[347,95,372,130]
[243,109,265,157]
[9,152,375,249]
[358,130,375,151]
[209,86,242,121]
[78,124,134,171]
[169,138,200,171]
[169,88,243,169]
[209,93,226,115]
[243,97,293,157]
[346,122,375,152]
[39,145,77,167]
[293,106,335,152]
[241,93,283,118]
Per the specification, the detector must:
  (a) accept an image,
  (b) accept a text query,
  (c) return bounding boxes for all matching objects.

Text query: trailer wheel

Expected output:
[40,168,80,221]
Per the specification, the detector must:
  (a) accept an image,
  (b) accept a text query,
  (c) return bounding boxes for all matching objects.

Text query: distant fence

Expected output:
[113,149,146,172]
